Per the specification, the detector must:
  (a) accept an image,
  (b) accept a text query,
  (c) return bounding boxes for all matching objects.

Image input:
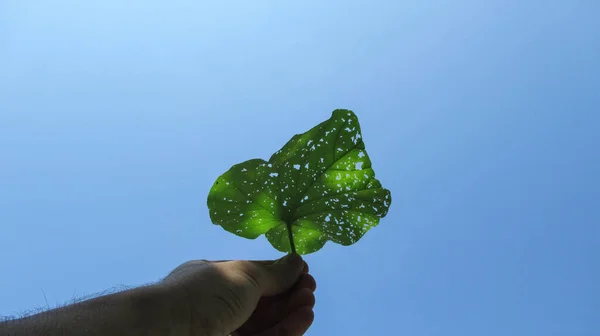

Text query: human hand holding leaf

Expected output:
[207,109,392,255]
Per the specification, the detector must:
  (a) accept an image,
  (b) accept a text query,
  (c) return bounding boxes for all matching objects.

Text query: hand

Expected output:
[161,254,316,336]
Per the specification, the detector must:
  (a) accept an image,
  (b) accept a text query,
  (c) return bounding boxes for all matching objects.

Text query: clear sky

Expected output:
[1,1,599,335]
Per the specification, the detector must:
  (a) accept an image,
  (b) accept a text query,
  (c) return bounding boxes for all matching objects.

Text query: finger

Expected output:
[302,261,309,274]
[201,258,304,268]
[294,273,317,292]
[287,287,315,310]
[244,282,315,332]
[254,286,315,322]
[247,259,302,267]
[256,306,315,336]
[208,260,272,265]
[223,254,304,298]
[248,260,277,265]
[258,254,304,296]
[257,273,316,309]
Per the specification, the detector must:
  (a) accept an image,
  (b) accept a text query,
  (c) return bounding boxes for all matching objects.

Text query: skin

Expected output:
[0,254,316,336]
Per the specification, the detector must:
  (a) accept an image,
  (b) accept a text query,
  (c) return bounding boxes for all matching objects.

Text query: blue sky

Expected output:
[1,1,599,335]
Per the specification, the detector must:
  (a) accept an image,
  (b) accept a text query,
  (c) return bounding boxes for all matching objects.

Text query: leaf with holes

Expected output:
[207,109,392,255]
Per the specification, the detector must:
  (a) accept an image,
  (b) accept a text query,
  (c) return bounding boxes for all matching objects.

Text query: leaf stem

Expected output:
[286,222,297,254]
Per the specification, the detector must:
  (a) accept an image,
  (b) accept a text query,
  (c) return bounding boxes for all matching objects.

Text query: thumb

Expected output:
[258,253,304,296]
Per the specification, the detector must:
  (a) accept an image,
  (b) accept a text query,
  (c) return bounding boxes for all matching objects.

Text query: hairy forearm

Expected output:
[0,284,190,336]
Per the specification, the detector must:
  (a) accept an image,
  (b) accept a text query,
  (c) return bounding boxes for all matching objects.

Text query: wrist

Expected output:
[129,284,181,335]
[152,282,215,336]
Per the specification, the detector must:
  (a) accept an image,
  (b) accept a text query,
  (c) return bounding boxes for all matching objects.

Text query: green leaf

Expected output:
[207,109,392,255]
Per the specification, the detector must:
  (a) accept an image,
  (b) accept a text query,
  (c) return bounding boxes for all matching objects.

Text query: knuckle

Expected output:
[228,261,263,289]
